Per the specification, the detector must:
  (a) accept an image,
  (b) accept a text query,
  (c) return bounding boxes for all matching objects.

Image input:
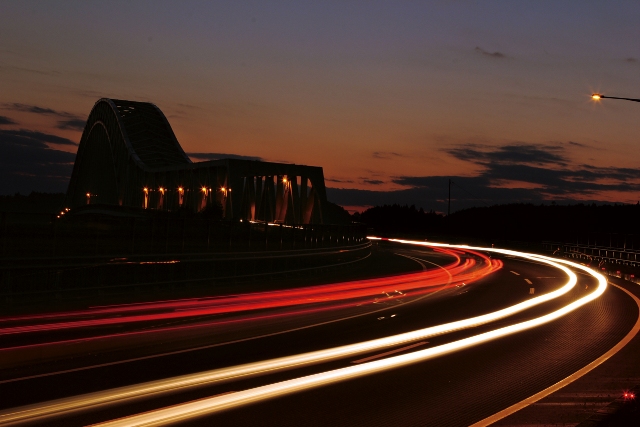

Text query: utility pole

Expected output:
[448,179,451,216]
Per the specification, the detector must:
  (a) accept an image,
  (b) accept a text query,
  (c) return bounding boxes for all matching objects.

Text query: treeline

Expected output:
[352,203,640,243]
[352,204,443,233]
[0,192,66,213]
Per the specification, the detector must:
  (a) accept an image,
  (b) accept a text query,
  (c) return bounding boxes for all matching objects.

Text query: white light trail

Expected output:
[0,240,601,426]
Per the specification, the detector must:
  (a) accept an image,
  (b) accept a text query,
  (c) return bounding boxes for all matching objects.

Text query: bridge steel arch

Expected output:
[65,98,327,224]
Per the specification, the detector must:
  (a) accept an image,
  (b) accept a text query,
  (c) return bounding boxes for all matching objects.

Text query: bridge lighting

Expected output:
[177,187,184,206]
[283,178,287,183]
[591,93,601,100]
[159,187,165,194]
[143,187,148,193]
[86,193,91,205]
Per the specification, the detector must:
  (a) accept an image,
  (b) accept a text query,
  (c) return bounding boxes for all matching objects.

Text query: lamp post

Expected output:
[592,93,640,103]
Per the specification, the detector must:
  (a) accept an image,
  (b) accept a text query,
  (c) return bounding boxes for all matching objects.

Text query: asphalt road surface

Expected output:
[0,240,636,426]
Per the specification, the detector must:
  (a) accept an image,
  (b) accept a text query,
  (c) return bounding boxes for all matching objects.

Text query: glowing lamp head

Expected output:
[201,187,207,193]
[86,193,90,197]
[178,187,184,193]
[143,187,148,193]
[591,93,601,100]
[283,178,287,183]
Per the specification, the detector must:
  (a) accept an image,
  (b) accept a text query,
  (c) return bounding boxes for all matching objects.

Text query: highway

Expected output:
[0,239,637,426]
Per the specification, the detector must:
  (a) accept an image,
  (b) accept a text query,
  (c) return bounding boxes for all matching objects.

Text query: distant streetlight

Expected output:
[592,93,640,103]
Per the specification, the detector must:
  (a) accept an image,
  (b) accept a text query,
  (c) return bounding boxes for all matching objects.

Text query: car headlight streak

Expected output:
[0,240,606,427]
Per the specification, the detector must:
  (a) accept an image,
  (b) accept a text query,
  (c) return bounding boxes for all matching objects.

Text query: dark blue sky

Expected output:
[1,1,639,212]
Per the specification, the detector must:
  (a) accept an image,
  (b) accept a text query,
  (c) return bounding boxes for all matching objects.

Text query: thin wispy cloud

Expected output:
[4,103,78,120]
[327,178,354,183]
[56,119,86,131]
[372,151,405,159]
[0,116,17,126]
[445,144,567,167]
[474,46,508,59]
[568,141,588,148]
[0,129,77,147]
[362,179,384,185]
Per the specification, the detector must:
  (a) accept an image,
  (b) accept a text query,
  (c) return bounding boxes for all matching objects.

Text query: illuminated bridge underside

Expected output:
[65,99,327,223]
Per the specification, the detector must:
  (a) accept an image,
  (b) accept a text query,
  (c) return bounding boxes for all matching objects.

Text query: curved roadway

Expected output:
[0,240,636,426]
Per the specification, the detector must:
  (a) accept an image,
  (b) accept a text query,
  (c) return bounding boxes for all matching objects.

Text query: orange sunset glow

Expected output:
[1,2,639,213]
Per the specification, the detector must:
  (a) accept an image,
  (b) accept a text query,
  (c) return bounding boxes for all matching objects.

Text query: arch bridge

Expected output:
[65,98,327,224]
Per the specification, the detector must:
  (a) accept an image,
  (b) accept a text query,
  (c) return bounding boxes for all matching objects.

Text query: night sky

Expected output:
[1,1,639,213]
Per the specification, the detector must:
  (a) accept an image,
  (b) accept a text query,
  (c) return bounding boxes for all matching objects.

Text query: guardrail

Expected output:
[542,241,640,268]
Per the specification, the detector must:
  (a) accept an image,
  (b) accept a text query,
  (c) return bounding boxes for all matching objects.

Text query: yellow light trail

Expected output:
[0,240,600,426]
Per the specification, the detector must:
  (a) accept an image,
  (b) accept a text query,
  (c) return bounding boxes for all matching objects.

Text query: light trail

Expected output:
[0,241,575,426]
[0,247,462,324]
[85,240,606,427]
[0,249,495,341]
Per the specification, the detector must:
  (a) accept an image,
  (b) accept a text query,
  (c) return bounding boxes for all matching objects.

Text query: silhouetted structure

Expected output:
[65,99,327,223]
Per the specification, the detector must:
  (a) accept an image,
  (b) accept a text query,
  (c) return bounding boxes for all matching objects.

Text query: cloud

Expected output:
[0,65,60,76]
[362,179,384,185]
[372,151,405,159]
[4,103,78,119]
[568,141,588,148]
[0,129,76,195]
[445,143,567,166]
[0,129,77,147]
[329,169,640,213]
[0,115,17,125]
[56,119,86,131]
[326,178,354,183]
[328,142,640,212]
[187,152,264,162]
[474,46,507,59]
[626,57,637,63]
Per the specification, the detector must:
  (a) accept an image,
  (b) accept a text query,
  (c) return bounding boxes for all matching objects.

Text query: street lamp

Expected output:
[592,93,640,103]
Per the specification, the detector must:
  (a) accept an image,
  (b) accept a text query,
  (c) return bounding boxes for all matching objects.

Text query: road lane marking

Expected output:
[470,281,640,427]
[525,279,532,284]
[352,341,428,364]
[533,402,609,406]
[510,271,520,276]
